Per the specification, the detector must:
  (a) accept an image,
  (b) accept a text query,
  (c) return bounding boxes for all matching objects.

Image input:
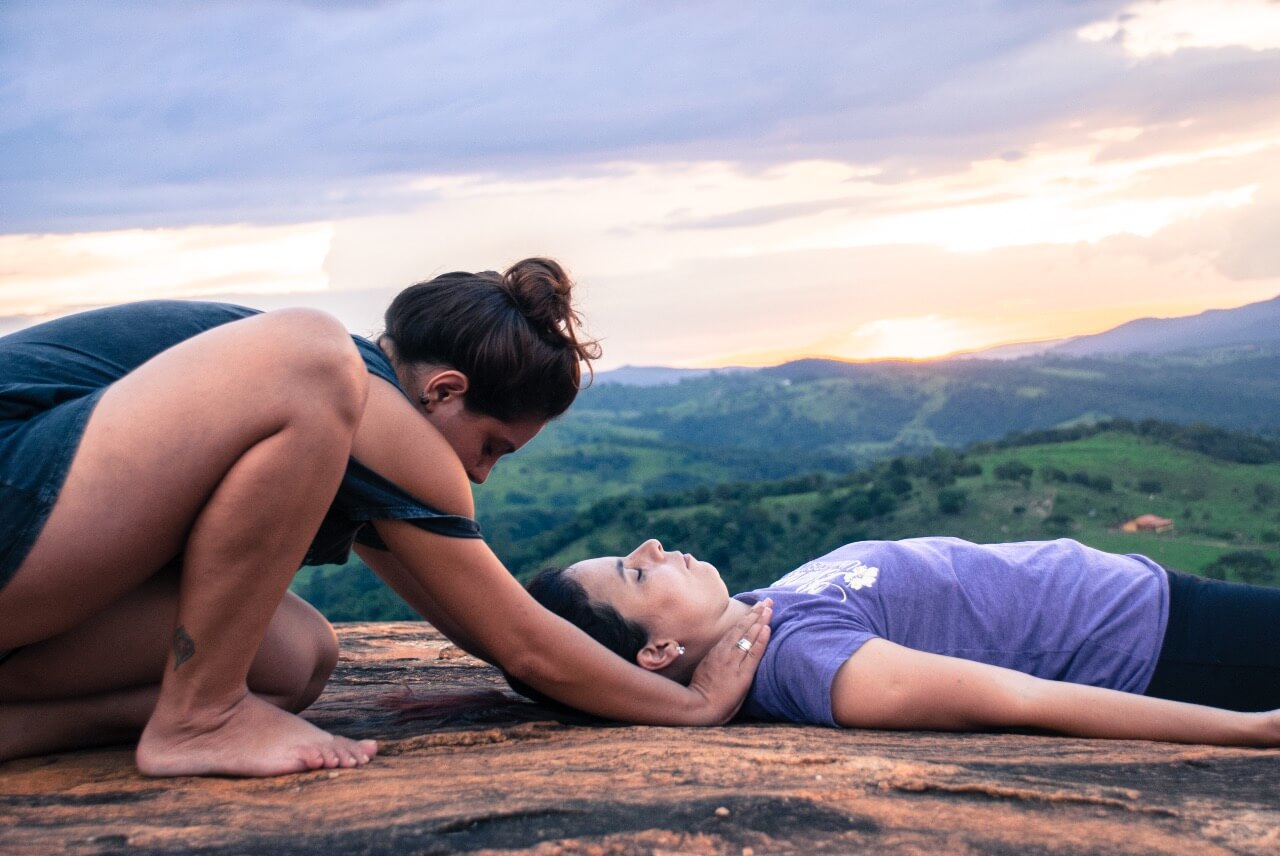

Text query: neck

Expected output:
[665,597,754,683]
[377,337,413,393]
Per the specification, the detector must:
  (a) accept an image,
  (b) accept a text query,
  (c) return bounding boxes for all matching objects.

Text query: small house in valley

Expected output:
[1121,514,1174,534]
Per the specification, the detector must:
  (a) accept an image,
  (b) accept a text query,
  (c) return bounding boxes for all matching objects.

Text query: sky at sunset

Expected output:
[3,0,1280,367]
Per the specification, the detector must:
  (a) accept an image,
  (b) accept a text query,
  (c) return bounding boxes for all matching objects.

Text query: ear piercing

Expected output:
[419,390,448,406]
[676,645,686,656]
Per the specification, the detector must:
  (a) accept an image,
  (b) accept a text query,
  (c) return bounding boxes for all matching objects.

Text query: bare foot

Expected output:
[136,692,377,777]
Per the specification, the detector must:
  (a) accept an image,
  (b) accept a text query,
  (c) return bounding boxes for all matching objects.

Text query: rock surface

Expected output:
[2,622,1278,855]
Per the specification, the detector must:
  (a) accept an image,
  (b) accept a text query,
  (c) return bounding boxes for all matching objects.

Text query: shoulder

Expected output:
[348,335,405,393]
[350,376,474,518]
[740,592,878,726]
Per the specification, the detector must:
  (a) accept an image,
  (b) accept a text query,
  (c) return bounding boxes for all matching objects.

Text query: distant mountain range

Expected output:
[590,365,746,386]
[1046,294,1280,358]
[597,294,1280,384]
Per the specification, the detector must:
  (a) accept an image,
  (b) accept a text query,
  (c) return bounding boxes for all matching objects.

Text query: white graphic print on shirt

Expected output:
[771,559,879,602]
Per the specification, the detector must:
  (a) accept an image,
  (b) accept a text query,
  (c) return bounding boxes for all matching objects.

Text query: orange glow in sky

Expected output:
[2,0,1279,368]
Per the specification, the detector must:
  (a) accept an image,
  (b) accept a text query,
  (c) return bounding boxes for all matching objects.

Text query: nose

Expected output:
[626,539,665,562]
[468,460,494,484]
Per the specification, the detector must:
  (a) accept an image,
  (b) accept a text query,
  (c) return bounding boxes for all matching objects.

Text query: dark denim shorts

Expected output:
[0,388,107,590]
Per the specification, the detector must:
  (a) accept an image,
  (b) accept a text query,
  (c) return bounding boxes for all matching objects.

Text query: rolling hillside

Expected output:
[295,422,1280,619]
[295,296,1280,620]
[469,344,1280,556]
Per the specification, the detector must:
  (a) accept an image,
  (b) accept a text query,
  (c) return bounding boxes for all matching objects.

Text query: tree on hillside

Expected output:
[937,488,967,515]
[1204,551,1277,585]
[994,460,1033,487]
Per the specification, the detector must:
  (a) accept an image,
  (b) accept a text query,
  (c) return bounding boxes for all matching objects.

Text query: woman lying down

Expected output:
[525,537,1280,745]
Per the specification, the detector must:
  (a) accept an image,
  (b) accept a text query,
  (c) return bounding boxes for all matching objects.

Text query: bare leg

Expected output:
[0,686,160,760]
[0,309,376,776]
[0,571,340,762]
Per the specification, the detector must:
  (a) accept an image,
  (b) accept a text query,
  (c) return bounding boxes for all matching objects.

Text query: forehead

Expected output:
[566,556,622,592]
[490,414,544,446]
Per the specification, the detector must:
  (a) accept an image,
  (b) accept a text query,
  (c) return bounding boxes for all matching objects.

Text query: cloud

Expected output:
[1216,181,1280,279]
[1079,0,1280,57]
[3,0,1212,232]
[4,0,1280,370]
[0,222,334,316]
[581,238,1280,368]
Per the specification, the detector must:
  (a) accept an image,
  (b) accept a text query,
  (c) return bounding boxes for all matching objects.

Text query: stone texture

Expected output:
[2,622,1278,855]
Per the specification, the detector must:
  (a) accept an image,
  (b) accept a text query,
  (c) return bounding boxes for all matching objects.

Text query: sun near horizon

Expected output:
[695,293,1280,368]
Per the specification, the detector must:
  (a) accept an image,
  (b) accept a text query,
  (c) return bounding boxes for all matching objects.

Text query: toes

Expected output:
[299,746,326,771]
[335,742,359,768]
[321,745,341,769]
[360,739,378,760]
[338,737,370,766]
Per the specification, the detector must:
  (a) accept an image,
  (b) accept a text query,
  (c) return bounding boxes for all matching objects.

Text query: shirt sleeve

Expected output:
[342,336,482,541]
[341,459,482,539]
[746,603,877,727]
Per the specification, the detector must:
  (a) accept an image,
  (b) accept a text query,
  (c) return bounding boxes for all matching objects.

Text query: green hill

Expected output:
[469,347,1280,558]
[295,421,1280,618]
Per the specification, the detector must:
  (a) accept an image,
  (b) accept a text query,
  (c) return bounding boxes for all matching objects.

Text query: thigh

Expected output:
[0,309,363,647]
[0,569,335,703]
[1145,570,1280,711]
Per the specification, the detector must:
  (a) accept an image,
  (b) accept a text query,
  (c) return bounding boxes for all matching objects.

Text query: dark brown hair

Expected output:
[507,566,650,706]
[382,257,601,422]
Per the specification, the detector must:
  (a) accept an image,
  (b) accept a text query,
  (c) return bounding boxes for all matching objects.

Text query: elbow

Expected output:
[495,644,561,690]
[992,679,1045,730]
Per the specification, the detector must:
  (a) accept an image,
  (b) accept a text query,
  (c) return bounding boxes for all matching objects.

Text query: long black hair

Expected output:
[506,566,650,705]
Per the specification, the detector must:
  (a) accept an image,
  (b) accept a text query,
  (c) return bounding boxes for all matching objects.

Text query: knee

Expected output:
[262,593,341,713]
[284,613,339,713]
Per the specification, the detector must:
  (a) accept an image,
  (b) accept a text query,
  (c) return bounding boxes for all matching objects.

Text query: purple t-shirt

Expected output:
[735,538,1170,726]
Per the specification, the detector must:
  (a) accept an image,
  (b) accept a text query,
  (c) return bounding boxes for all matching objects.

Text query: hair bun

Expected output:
[502,258,573,327]
[502,258,601,363]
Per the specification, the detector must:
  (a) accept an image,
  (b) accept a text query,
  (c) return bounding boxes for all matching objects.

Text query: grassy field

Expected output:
[533,430,1280,586]
[293,424,1280,618]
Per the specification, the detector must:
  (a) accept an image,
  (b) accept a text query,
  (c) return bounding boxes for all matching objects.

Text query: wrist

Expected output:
[1239,711,1273,747]
[678,684,727,726]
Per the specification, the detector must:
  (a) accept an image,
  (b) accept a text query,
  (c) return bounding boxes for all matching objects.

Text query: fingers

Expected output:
[733,619,771,664]
[749,624,770,661]
[725,598,772,661]
[728,598,771,634]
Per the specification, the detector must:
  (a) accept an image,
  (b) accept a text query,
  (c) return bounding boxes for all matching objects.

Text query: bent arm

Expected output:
[376,520,766,725]
[832,639,1276,746]
[349,376,766,725]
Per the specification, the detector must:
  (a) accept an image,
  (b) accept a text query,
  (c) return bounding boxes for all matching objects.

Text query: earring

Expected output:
[676,645,686,656]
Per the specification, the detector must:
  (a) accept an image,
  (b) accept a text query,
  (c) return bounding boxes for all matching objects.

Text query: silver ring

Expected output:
[735,638,752,652]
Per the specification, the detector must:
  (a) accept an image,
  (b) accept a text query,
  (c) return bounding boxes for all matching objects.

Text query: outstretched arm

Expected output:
[375,521,771,724]
[832,638,1278,746]
[355,544,496,665]
[349,376,770,725]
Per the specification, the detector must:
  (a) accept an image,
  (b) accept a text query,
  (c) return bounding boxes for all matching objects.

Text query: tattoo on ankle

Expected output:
[172,626,196,670]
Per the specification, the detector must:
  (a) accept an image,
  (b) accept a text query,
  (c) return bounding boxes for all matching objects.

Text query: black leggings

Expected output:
[1143,570,1280,712]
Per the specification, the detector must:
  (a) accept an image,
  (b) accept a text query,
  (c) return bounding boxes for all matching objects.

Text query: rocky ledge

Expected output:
[2,622,1278,855]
